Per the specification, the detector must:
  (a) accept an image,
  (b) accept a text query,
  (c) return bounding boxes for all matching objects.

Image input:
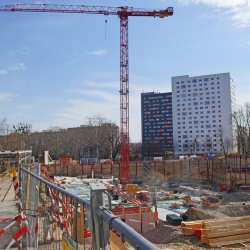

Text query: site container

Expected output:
[167,214,182,225]
[126,184,138,194]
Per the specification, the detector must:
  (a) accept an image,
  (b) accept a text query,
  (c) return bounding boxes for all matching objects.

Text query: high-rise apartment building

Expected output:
[171,73,236,154]
[141,92,173,156]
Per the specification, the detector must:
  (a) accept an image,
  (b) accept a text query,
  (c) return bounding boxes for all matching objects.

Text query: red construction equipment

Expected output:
[104,183,150,211]
[0,4,174,188]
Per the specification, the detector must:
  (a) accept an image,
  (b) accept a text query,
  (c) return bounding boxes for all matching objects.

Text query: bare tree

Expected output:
[231,105,248,154]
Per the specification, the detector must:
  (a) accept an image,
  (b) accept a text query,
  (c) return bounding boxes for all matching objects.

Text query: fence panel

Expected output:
[19,165,158,250]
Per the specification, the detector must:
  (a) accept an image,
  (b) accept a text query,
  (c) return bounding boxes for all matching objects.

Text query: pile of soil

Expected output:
[141,221,199,245]
[184,207,228,221]
[218,204,250,217]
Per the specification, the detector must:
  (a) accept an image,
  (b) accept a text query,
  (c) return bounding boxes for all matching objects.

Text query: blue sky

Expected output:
[0,0,250,142]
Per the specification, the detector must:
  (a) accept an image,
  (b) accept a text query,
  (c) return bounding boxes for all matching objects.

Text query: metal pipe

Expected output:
[96,207,162,250]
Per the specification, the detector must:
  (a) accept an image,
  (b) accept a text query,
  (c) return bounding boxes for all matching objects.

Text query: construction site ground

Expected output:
[137,182,250,250]
[58,176,250,249]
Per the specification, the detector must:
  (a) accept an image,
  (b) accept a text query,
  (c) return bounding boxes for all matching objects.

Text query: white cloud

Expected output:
[86,49,107,55]
[78,80,119,89]
[68,59,78,64]
[212,8,221,12]
[179,0,248,8]
[8,63,26,71]
[0,92,19,102]
[178,0,250,27]
[76,89,120,103]
[0,70,7,74]
[18,105,34,110]
[10,47,31,56]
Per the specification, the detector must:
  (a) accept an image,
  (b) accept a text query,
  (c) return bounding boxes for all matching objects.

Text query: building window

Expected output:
[205,101,210,105]
[194,121,199,124]
[212,106,215,108]
[181,85,186,89]
[193,102,198,106]
[182,94,186,97]
[204,78,209,82]
[206,125,211,128]
[192,79,197,83]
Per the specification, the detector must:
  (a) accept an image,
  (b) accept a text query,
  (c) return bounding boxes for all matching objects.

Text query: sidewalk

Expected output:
[0,177,19,249]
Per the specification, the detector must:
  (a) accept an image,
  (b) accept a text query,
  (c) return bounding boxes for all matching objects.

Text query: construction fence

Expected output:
[42,157,250,187]
[18,164,158,250]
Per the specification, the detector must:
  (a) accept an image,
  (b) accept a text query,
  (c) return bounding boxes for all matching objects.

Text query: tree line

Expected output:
[0,115,122,161]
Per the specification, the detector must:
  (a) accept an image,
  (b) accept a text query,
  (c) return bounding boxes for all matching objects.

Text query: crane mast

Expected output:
[0,4,173,188]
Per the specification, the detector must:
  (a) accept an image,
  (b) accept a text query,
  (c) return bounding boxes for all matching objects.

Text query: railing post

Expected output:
[87,182,111,250]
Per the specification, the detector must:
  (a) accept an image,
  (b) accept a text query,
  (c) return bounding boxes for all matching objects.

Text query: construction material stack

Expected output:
[201,216,250,247]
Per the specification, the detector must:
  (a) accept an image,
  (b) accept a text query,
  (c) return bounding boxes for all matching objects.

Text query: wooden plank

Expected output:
[209,238,250,247]
[202,232,250,244]
[110,230,128,250]
[203,221,250,238]
[181,221,203,235]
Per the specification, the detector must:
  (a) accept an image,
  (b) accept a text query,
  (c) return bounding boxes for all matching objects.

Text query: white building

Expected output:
[171,73,236,155]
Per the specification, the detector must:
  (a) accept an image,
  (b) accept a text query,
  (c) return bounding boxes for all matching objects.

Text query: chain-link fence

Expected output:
[19,165,159,250]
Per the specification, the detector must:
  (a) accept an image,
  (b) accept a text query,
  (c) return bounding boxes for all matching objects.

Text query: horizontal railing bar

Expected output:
[96,207,160,250]
[20,166,90,207]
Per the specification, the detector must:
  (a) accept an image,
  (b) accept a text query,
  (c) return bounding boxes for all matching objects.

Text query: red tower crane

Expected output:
[0,4,174,187]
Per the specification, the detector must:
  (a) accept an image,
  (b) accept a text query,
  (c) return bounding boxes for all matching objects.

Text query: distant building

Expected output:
[171,73,236,154]
[141,92,173,156]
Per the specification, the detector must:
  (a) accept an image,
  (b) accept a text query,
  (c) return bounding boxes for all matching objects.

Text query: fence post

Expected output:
[87,182,111,250]
[164,161,165,181]
[198,160,200,183]
[173,160,175,181]
[212,160,214,183]
[189,160,191,183]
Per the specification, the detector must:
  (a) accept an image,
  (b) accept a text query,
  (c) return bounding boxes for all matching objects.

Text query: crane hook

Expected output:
[105,19,108,41]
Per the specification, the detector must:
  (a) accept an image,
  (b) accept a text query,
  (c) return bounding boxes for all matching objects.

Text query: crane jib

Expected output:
[0,3,173,188]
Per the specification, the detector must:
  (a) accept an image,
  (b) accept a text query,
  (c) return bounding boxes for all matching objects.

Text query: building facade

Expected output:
[171,73,236,155]
[141,92,173,156]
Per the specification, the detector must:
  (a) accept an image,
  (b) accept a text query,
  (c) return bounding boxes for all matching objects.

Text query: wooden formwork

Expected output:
[45,158,250,186]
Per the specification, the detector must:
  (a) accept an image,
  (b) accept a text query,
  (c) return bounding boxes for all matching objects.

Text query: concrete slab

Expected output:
[0,177,20,249]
